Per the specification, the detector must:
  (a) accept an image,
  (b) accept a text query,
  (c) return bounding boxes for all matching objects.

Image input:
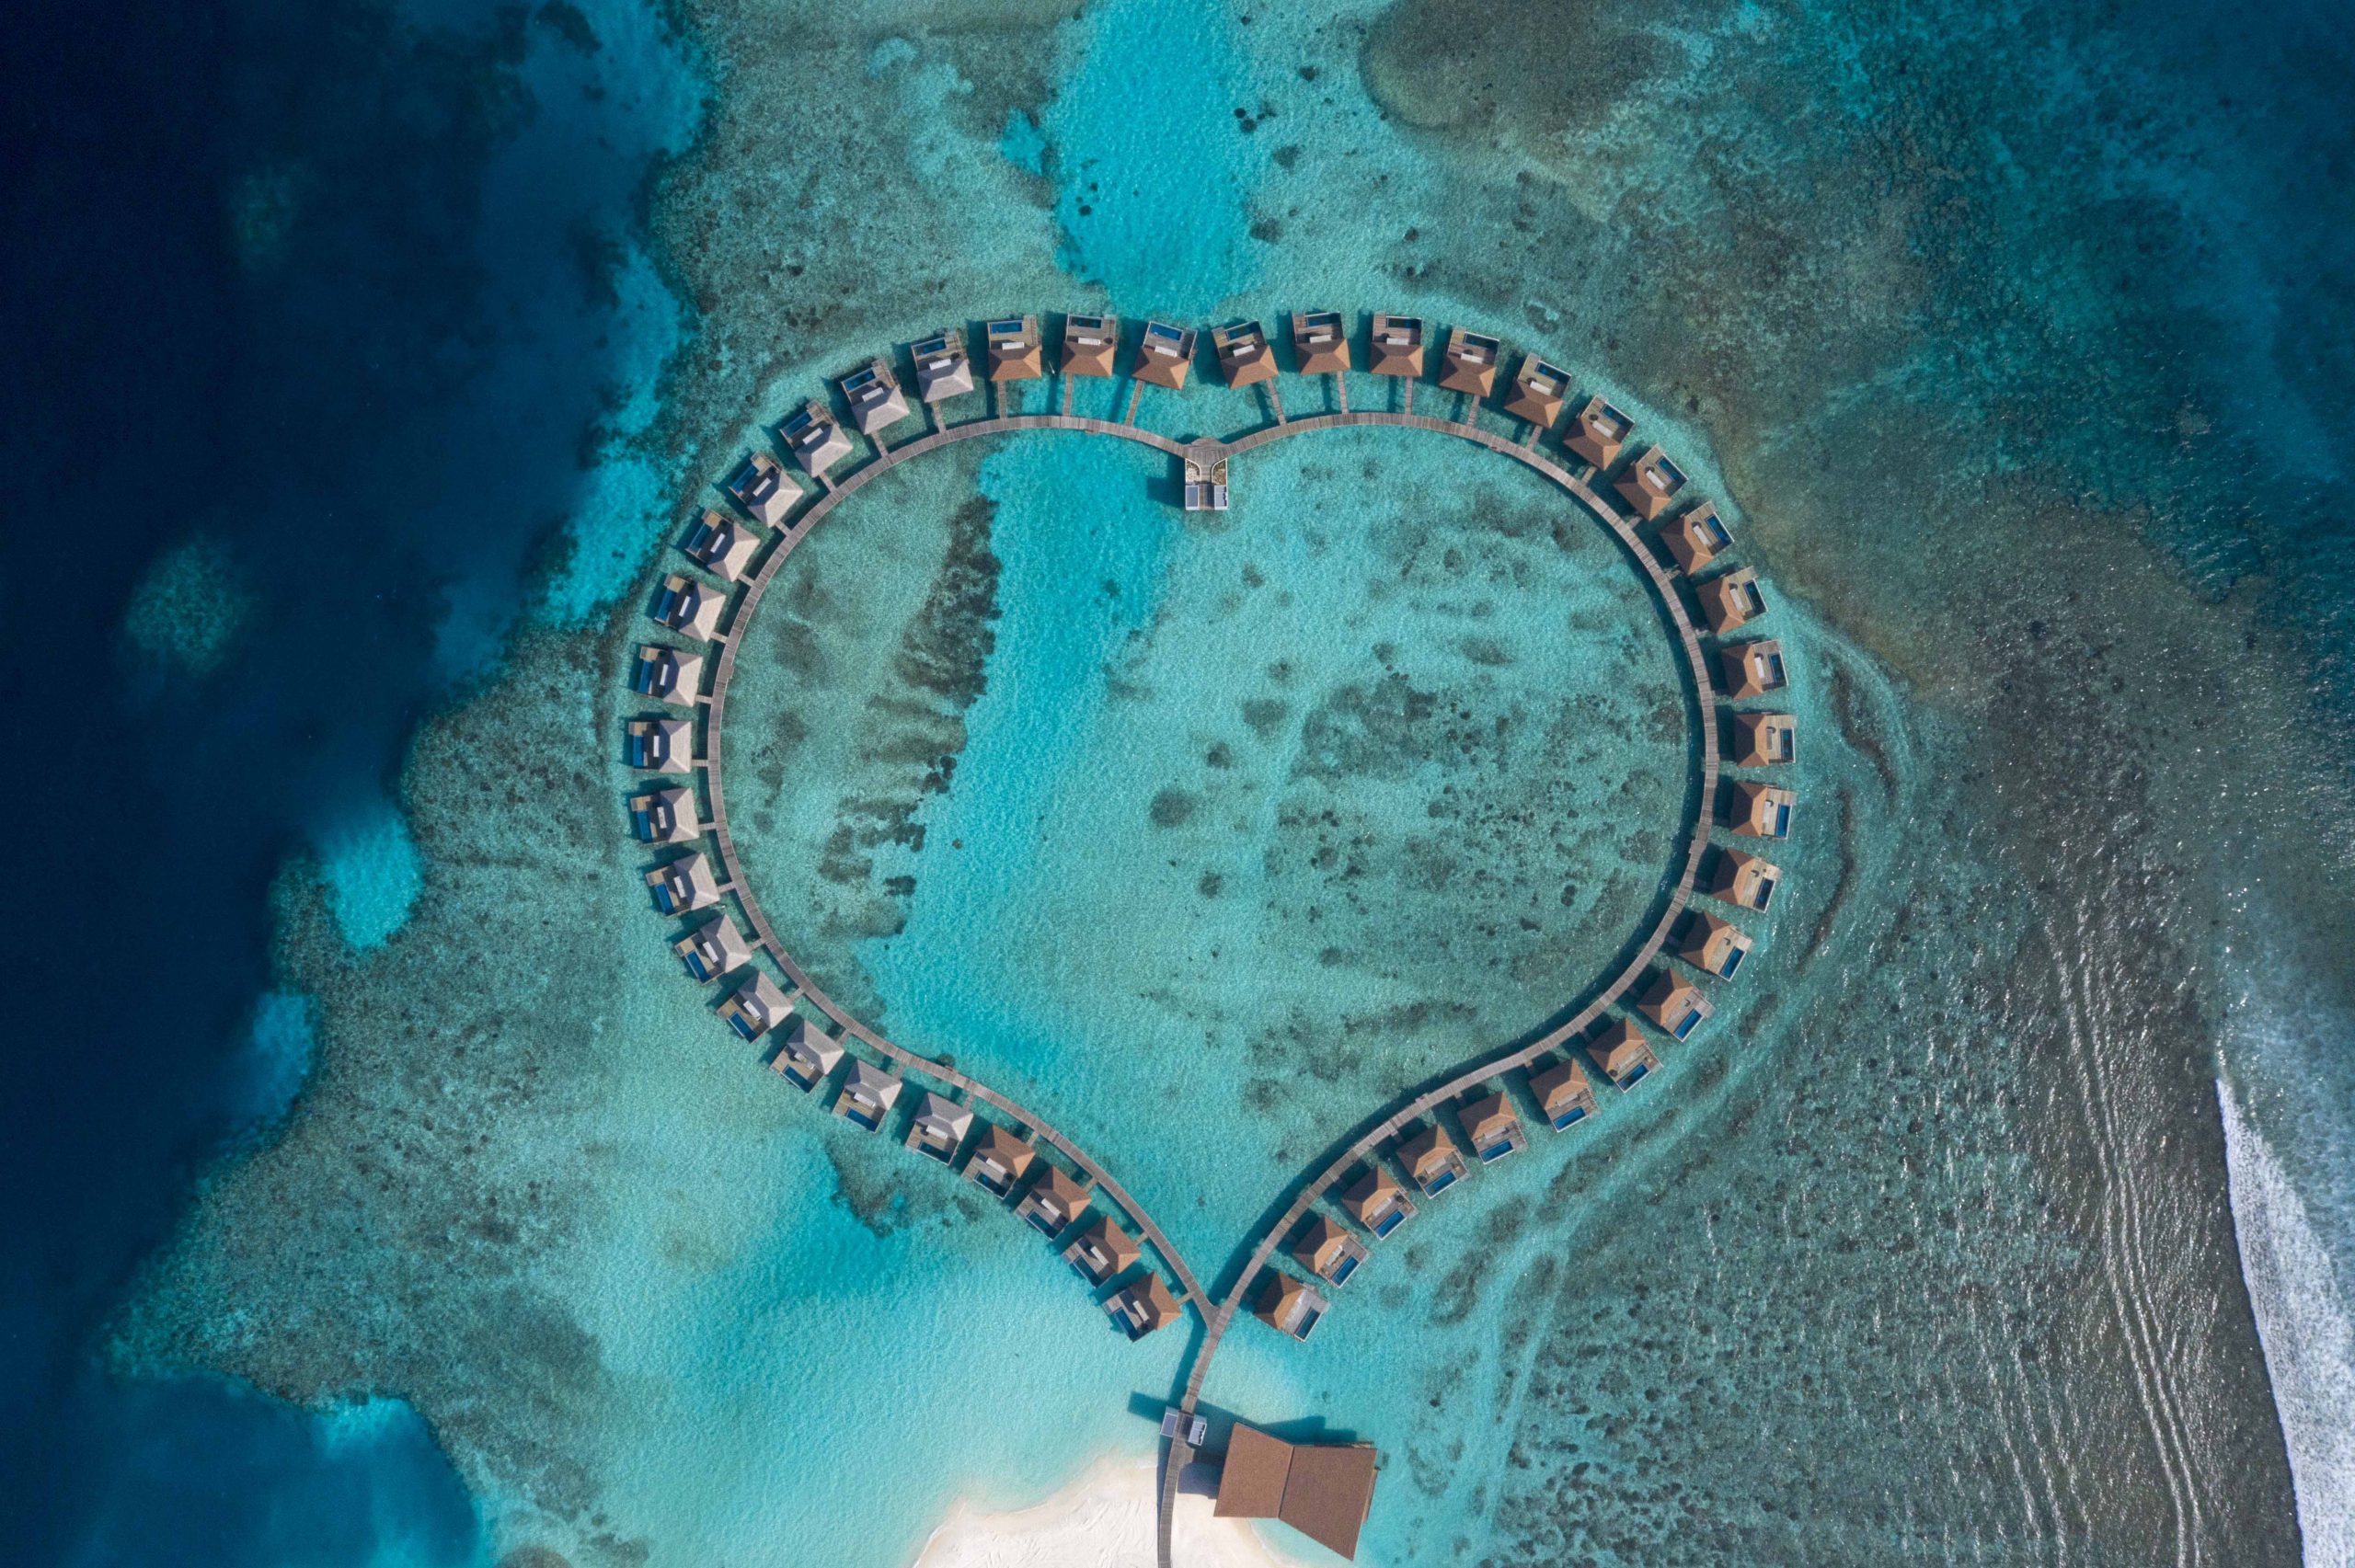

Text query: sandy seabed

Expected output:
[910,1455,1321,1568]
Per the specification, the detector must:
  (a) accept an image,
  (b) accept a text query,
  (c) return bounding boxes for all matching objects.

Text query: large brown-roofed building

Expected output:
[1437,327,1502,397]
[1367,314,1425,378]
[1254,1272,1329,1342]
[1133,320,1196,389]
[1291,1215,1369,1286]
[1396,1124,1468,1196]
[1290,310,1350,374]
[1638,969,1713,1043]
[1458,1091,1526,1164]
[723,451,800,527]
[1677,910,1754,980]
[910,329,975,402]
[1709,845,1783,911]
[1729,780,1797,840]
[960,1123,1036,1196]
[1015,1164,1093,1237]
[833,1060,902,1132]
[1717,638,1790,698]
[674,911,751,984]
[1661,501,1732,574]
[1698,567,1768,634]
[777,399,852,477]
[1586,1017,1660,1089]
[769,1020,843,1090]
[632,643,704,707]
[1212,320,1277,386]
[1503,354,1570,429]
[1062,1214,1142,1285]
[644,851,720,917]
[985,315,1045,382]
[1106,1272,1181,1338]
[1730,710,1797,767]
[1060,314,1120,378]
[1215,1424,1379,1562]
[1615,447,1688,520]
[717,969,792,1042]
[904,1091,974,1163]
[836,358,911,435]
[1564,395,1633,468]
[1340,1163,1416,1239]
[681,509,761,581]
[651,572,727,641]
[1526,1057,1599,1130]
[629,784,700,845]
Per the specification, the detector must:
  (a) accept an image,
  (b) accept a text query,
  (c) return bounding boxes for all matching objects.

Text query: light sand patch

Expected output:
[909,1455,1324,1568]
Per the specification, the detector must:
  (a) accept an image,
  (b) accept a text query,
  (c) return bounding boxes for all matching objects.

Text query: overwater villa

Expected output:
[1615,447,1688,520]
[1565,395,1633,468]
[985,315,1045,381]
[1503,354,1570,429]
[769,1019,843,1091]
[625,715,691,772]
[1254,1272,1329,1342]
[1340,1163,1417,1241]
[628,784,700,845]
[1290,310,1351,374]
[1661,500,1733,574]
[723,450,800,527]
[960,1122,1036,1196]
[1730,710,1798,766]
[1676,910,1754,980]
[1729,780,1797,840]
[1106,1271,1182,1339]
[1183,448,1231,512]
[910,328,976,402]
[1060,313,1120,378]
[1458,1091,1526,1164]
[645,851,720,917]
[778,400,853,478]
[631,643,704,707]
[1367,313,1425,378]
[681,509,761,581]
[673,910,751,983]
[1292,1215,1369,1286]
[717,969,792,1042]
[1212,320,1277,385]
[1396,1124,1469,1197]
[1062,1214,1142,1286]
[904,1091,974,1163]
[1525,1057,1599,1130]
[833,1060,903,1132]
[1709,845,1784,911]
[1133,320,1197,389]
[651,572,727,641]
[1717,637,1790,698]
[836,358,911,434]
[1637,969,1714,1042]
[1015,1164,1093,1236]
[1698,567,1768,634]
[1214,1423,1379,1562]
[1586,1017,1660,1089]
[1438,326,1502,397]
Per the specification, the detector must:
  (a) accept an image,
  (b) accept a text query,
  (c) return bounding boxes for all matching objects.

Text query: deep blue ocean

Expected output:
[5,1,2352,1564]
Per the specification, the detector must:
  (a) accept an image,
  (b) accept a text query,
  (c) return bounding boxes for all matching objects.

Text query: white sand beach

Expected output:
[910,1455,1318,1568]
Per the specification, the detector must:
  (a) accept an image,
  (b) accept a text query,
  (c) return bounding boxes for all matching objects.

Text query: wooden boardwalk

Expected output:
[661,383,1731,1568]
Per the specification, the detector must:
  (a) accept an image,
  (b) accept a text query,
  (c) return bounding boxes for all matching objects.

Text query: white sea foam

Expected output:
[2219,1075,2355,1566]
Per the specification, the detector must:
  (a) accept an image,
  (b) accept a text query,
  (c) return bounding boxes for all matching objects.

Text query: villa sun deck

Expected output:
[1586,1017,1660,1090]
[836,358,912,435]
[959,1122,1037,1196]
[645,851,720,917]
[1717,637,1790,699]
[833,1059,903,1132]
[1254,1271,1330,1343]
[904,1090,975,1162]
[1698,567,1768,635]
[631,643,704,707]
[985,315,1046,382]
[1289,310,1351,375]
[681,509,761,581]
[1062,1214,1143,1285]
[1107,1271,1182,1338]
[1367,313,1425,378]
[1615,447,1689,521]
[1676,910,1754,981]
[910,329,976,402]
[1637,969,1713,1042]
[1457,1091,1526,1164]
[1014,1163,1094,1237]
[1212,320,1278,387]
[673,911,752,984]
[1502,353,1570,429]
[769,1018,843,1090]
[1661,501,1733,575]
[1729,779,1797,840]
[628,784,701,845]
[1291,1214,1370,1287]
[723,450,801,527]
[1437,326,1502,397]
[1708,845,1784,912]
[1525,1056,1599,1130]
[1729,709,1798,767]
[1565,395,1633,469]
[625,715,691,773]
[717,969,793,1042]
[1060,314,1120,378]
[1339,1163,1417,1238]
[651,572,727,642]
[1132,320,1197,390]
[1395,1124,1470,1197]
